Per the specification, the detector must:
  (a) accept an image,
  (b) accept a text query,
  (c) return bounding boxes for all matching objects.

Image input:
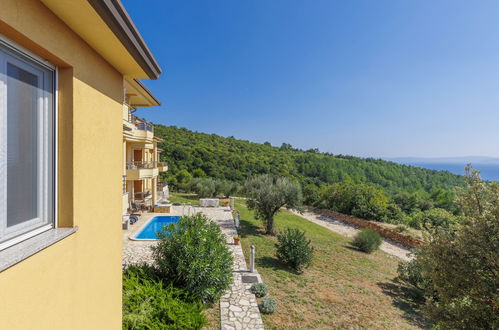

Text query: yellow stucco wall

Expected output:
[0,1,123,329]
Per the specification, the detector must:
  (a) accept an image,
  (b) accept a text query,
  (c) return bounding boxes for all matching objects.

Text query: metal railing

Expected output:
[131,115,153,132]
[126,161,157,170]
[134,191,152,201]
[126,161,166,170]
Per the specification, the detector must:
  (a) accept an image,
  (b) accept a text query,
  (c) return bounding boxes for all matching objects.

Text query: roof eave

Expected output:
[87,0,162,79]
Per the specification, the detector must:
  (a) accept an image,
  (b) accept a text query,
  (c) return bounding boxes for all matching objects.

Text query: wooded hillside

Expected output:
[155,125,464,195]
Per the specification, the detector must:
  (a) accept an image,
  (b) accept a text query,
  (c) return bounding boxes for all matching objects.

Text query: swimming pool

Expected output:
[132,216,180,240]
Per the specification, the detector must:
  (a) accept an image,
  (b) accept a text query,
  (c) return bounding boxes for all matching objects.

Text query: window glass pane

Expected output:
[6,63,39,227]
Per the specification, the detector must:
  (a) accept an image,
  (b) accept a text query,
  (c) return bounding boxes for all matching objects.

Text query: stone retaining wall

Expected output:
[314,208,423,249]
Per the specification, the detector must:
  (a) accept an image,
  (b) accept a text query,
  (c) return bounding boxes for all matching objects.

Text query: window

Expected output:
[0,39,55,250]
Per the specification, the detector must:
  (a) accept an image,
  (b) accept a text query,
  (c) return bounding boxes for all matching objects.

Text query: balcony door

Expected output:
[134,180,142,194]
[133,149,142,162]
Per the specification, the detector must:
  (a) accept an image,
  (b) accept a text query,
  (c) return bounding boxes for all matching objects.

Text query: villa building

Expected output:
[122,79,168,214]
[0,0,161,329]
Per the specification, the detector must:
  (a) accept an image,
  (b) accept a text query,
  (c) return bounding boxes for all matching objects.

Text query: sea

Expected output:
[399,162,499,182]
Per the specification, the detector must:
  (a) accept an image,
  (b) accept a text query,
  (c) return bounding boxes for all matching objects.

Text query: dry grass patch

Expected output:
[203,302,220,330]
[237,200,428,329]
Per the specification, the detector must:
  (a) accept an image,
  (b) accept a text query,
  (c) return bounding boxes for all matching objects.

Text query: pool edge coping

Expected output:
[128,214,180,241]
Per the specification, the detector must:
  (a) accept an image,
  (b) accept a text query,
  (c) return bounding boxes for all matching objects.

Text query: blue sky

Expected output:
[123,0,499,158]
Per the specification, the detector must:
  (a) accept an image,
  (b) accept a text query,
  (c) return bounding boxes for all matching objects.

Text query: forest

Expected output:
[155,125,465,225]
[156,125,463,192]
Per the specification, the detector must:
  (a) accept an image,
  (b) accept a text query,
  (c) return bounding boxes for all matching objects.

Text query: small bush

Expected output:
[352,229,382,253]
[394,224,409,233]
[123,266,207,329]
[152,213,233,304]
[258,297,277,314]
[275,228,314,273]
[411,208,459,230]
[249,283,268,298]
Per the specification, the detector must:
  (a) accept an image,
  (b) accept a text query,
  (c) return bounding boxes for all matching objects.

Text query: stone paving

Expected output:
[211,209,264,330]
[122,213,157,267]
[122,206,201,267]
[122,206,264,329]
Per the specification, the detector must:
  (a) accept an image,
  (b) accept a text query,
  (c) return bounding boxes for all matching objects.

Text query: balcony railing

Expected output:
[126,161,167,170]
[134,191,152,201]
[131,115,153,132]
[126,161,158,170]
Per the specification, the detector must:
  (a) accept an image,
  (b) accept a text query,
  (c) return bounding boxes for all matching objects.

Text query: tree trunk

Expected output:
[266,216,275,235]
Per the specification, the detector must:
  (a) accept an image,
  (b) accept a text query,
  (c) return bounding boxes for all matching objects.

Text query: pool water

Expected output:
[134,216,180,239]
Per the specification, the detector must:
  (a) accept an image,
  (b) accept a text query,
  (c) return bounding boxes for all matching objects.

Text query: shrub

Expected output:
[189,178,216,197]
[275,228,314,273]
[397,167,499,329]
[352,229,382,253]
[321,182,389,221]
[411,207,459,230]
[122,266,207,329]
[394,224,409,233]
[413,167,499,328]
[303,183,321,206]
[152,213,233,304]
[249,283,268,298]
[258,297,277,314]
[396,255,429,302]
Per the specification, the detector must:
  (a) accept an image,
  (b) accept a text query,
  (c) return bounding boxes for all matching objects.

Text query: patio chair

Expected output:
[129,214,139,224]
[129,202,139,213]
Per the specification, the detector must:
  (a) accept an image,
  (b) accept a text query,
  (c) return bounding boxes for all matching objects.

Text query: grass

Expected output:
[168,192,200,205]
[236,200,428,329]
[203,303,220,330]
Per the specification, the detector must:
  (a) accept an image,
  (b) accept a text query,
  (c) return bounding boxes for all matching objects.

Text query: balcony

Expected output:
[134,190,152,201]
[132,115,153,133]
[122,111,155,142]
[126,161,159,180]
[126,161,158,169]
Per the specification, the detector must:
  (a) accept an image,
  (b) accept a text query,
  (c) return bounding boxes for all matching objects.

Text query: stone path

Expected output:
[122,206,265,329]
[290,210,413,261]
[210,208,265,330]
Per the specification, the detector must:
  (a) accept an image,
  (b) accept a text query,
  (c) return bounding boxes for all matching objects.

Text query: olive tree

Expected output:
[244,175,302,235]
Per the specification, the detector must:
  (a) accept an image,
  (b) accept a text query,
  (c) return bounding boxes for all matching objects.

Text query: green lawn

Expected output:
[236,200,427,329]
[168,192,200,206]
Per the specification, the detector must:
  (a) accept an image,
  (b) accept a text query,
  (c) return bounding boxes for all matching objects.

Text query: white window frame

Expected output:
[0,35,57,251]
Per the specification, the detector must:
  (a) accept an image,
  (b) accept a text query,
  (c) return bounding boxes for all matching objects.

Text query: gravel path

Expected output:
[290,210,413,261]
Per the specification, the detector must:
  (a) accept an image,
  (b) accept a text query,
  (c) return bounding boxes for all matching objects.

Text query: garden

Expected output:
[235,198,427,329]
[122,213,232,329]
